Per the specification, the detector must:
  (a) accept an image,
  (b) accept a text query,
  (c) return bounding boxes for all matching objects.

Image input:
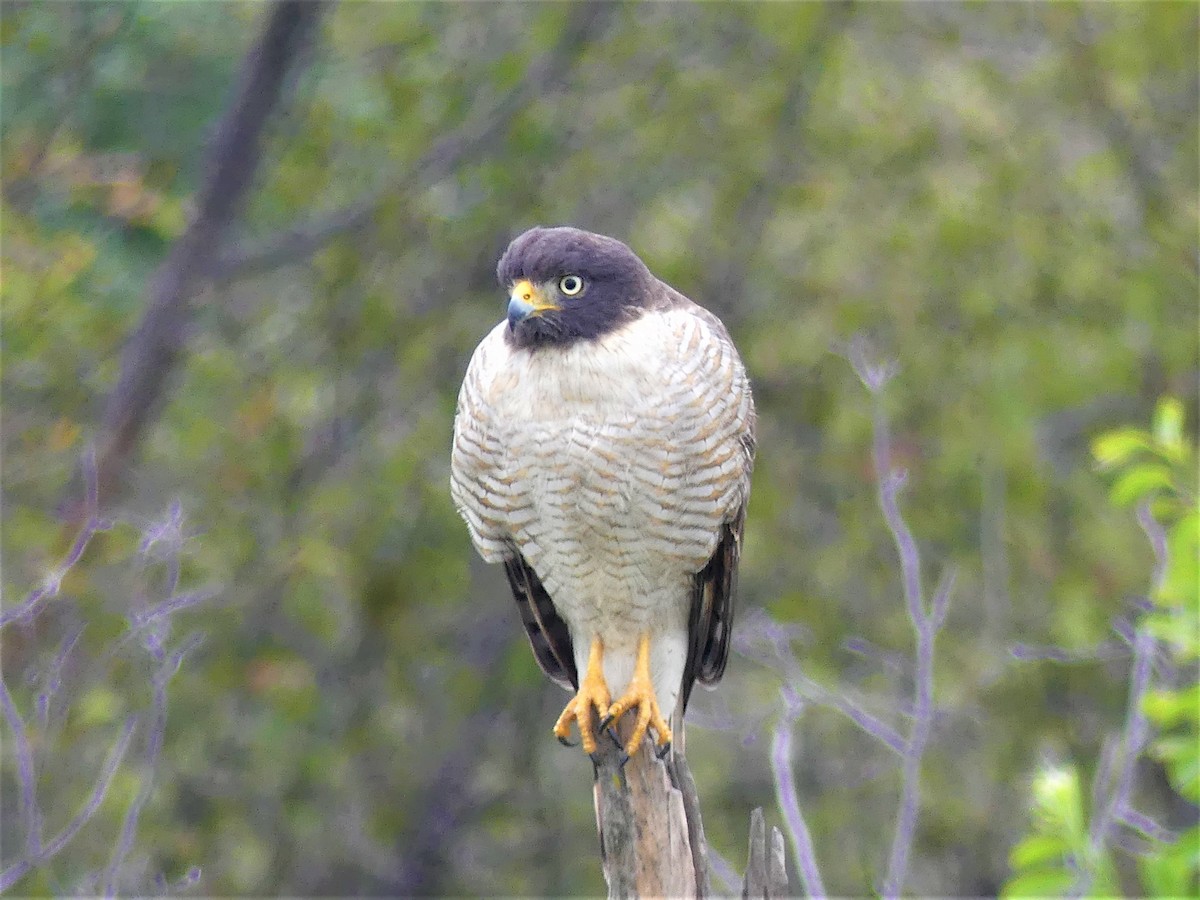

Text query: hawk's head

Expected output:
[497,226,656,349]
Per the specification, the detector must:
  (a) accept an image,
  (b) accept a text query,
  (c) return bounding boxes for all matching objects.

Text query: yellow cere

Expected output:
[510,279,560,311]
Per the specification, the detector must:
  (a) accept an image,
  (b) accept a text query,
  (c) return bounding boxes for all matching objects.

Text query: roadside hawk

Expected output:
[451,226,755,760]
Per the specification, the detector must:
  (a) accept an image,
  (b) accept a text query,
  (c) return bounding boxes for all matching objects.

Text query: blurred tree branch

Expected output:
[207,1,614,287]
[91,1,612,507]
[749,339,955,898]
[93,0,327,505]
[1,450,209,892]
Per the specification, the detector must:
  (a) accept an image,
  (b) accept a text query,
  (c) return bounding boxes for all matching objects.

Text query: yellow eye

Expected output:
[559,275,584,296]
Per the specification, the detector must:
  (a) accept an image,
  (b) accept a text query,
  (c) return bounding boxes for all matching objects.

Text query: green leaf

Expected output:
[1153,396,1186,460]
[1010,834,1070,870]
[1092,428,1152,468]
[1142,611,1200,659]
[1143,684,1200,728]
[1032,765,1086,841]
[1000,867,1075,898]
[1139,824,1200,898]
[1110,463,1175,506]
[1171,753,1200,801]
[1159,509,1199,609]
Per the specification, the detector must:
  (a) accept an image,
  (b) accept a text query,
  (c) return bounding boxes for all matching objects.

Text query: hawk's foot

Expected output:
[605,632,672,759]
[553,635,611,755]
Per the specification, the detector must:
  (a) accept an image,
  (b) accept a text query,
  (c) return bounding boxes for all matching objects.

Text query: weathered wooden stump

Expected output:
[590,714,787,899]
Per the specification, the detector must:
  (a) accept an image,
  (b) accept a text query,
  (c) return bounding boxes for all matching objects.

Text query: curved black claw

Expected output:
[617,750,631,771]
[557,735,578,748]
[655,741,672,761]
[605,726,622,747]
[598,714,614,732]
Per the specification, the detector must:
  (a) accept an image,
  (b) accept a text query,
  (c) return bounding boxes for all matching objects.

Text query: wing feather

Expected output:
[678,356,756,713]
[503,549,578,690]
[681,509,743,713]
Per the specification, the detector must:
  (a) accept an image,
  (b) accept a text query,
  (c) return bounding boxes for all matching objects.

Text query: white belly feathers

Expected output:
[450,308,753,715]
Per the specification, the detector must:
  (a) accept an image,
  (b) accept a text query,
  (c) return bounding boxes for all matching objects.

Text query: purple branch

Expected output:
[1,449,109,629]
[1112,615,1138,647]
[787,660,906,755]
[102,631,200,896]
[41,716,138,860]
[880,605,936,900]
[1066,503,1170,896]
[1135,501,1168,594]
[0,677,43,863]
[1117,808,1178,844]
[0,704,137,893]
[1,446,204,892]
[847,335,898,395]
[131,586,220,628]
[785,663,907,754]
[772,716,827,898]
[139,500,185,596]
[878,467,924,627]
[1070,628,1156,898]
[738,619,907,754]
[36,625,87,730]
[843,637,910,678]
[756,342,952,898]
[705,846,741,895]
[852,346,953,900]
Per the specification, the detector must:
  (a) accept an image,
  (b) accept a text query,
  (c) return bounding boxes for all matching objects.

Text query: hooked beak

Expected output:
[507,279,559,327]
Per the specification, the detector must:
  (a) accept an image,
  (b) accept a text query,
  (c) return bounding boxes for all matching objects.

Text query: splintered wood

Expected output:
[592,716,699,899]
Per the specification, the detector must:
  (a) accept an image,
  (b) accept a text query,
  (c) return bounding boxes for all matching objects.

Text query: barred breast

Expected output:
[450,305,754,713]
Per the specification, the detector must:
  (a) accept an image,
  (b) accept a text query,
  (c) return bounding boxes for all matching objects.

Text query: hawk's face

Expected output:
[496,226,655,349]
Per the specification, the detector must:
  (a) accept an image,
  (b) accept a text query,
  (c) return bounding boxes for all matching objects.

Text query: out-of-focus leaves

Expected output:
[1153,397,1186,458]
[999,866,1075,899]
[1092,429,1154,468]
[1140,825,1200,899]
[1160,509,1199,609]
[1110,464,1176,506]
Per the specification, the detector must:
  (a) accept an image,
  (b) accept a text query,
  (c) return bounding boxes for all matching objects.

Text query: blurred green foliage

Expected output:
[1003,398,1198,898]
[2,1,1197,895]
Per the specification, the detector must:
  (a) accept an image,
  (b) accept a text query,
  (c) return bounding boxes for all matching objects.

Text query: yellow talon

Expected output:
[553,636,611,754]
[605,632,672,758]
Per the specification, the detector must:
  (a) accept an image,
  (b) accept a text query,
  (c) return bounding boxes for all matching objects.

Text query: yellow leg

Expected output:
[605,632,672,758]
[553,636,611,754]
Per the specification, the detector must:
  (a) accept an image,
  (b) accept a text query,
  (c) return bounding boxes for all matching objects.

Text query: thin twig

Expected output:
[0,678,43,865]
[1135,501,1169,595]
[736,622,907,754]
[1069,628,1156,898]
[2,448,107,628]
[0,709,139,893]
[102,633,202,895]
[771,718,826,899]
[706,846,741,895]
[850,343,953,900]
[1067,502,1169,896]
[40,716,139,860]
